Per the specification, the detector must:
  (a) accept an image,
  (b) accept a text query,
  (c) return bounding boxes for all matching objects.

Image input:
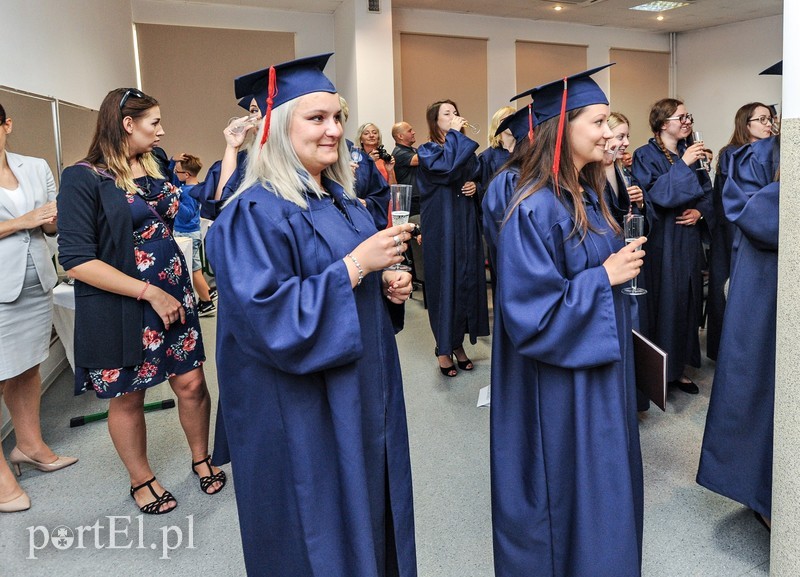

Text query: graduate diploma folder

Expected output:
[632,329,667,411]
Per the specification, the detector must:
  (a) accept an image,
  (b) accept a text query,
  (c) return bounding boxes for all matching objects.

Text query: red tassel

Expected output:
[551,77,568,196]
[259,66,278,150]
[526,103,534,144]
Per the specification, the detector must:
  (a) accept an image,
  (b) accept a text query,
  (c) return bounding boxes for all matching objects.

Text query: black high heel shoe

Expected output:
[453,347,474,371]
[435,347,458,378]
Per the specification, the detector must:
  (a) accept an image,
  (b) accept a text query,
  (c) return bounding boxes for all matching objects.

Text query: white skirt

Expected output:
[0,253,53,380]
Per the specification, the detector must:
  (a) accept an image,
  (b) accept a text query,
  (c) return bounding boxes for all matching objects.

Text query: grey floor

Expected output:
[0,295,771,576]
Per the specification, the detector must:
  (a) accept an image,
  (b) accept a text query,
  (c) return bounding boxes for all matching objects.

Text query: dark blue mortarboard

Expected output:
[495,102,535,144]
[237,96,254,111]
[511,63,613,125]
[760,61,782,76]
[234,53,336,117]
[511,64,613,191]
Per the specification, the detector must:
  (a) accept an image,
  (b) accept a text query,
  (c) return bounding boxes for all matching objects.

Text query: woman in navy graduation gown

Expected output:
[705,102,774,361]
[697,133,780,529]
[418,99,489,377]
[477,105,516,192]
[631,99,713,393]
[194,96,260,220]
[205,54,417,577]
[491,66,646,577]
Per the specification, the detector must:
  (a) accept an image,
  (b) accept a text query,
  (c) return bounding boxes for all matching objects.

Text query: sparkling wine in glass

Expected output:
[389,184,412,271]
[465,122,481,134]
[622,213,647,296]
[228,114,260,134]
[691,130,711,172]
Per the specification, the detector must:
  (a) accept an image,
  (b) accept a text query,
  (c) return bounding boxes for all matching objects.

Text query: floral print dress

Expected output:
[76,176,205,398]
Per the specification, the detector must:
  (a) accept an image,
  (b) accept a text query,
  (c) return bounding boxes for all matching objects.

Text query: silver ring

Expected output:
[393,235,401,246]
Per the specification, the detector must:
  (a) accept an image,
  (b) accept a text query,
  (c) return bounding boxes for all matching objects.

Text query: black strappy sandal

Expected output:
[130,477,177,515]
[453,347,474,371]
[435,347,458,378]
[192,455,227,495]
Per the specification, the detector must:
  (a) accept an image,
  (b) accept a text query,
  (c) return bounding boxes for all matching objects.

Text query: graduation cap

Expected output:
[511,64,613,192]
[495,102,535,144]
[237,96,254,111]
[234,53,337,147]
[760,61,782,76]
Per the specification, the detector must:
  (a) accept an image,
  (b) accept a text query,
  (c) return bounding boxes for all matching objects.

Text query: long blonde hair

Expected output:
[231,96,355,208]
[488,106,516,148]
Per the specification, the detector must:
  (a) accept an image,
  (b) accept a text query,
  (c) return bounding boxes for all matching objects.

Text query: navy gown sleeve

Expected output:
[205,191,364,375]
[482,168,518,264]
[633,141,714,232]
[497,197,621,369]
[418,129,480,183]
[195,150,249,220]
[723,137,780,250]
[353,156,390,230]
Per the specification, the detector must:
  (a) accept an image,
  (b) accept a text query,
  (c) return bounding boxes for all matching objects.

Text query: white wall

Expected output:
[131,0,336,80]
[392,8,671,122]
[2,0,135,108]
[676,15,782,159]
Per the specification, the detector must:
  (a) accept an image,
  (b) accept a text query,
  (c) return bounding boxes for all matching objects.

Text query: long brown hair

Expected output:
[426,99,464,144]
[507,107,618,238]
[649,98,682,166]
[83,88,163,195]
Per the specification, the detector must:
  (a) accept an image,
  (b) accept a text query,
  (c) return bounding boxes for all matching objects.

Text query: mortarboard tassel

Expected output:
[526,103,534,144]
[259,66,279,150]
[551,77,568,196]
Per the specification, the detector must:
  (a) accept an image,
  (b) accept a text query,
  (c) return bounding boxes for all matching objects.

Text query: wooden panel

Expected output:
[609,48,670,151]
[399,33,488,151]
[0,88,58,183]
[57,101,98,170]
[515,41,588,96]
[135,24,295,180]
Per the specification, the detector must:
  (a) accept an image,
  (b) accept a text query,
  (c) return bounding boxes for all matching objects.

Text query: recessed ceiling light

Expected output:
[657,14,664,20]
[554,5,563,11]
[630,1,690,12]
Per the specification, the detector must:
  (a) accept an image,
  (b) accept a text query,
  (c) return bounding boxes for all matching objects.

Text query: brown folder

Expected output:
[632,329,667,411]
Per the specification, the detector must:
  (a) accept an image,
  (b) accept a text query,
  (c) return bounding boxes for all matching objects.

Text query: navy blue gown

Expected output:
[352,146,390,230]
[696,136,779,519]
[417,130,489,354]
[632,139,713,381]
[206,178,417,577]
[482,167,519,268]
[194,150,248,220]
[477,146,510,202]
[705,145,738,360]
[491,184,643,577]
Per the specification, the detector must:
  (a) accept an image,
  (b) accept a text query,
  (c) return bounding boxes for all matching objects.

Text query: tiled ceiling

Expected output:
[160,0,782,33]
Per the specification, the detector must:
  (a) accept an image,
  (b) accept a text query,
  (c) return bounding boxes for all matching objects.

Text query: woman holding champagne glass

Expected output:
[417,99,489,377]
[491,65,646,577]
[632,98,713,394]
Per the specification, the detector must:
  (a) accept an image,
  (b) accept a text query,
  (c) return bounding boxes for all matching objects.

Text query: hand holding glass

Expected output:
[691,131,711,172]
[228,114,260,134]
[388,185,412,271]
[622,214,647,296]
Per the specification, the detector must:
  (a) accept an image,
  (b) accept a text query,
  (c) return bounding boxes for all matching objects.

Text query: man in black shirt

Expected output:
[390,121,419,215]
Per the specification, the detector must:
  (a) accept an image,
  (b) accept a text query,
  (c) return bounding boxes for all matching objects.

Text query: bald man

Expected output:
[391,121,419,214]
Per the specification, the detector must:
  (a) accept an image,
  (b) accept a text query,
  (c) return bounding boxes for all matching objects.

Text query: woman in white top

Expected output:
[0,103,77,513]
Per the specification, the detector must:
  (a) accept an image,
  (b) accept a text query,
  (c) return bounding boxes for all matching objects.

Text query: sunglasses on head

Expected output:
[119,88,145,110]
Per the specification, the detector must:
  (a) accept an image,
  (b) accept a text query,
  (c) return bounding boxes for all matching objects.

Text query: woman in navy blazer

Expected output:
[0,103,77,514]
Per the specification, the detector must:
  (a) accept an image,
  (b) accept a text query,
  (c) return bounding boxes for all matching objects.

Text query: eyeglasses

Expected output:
[119,88,145,110]
[665,113,694,124]
[747,115,774,126]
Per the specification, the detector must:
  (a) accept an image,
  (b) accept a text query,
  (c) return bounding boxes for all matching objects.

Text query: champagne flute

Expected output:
[464,122,481,134]
[691,130,711,172]
[228,114,260,135]
[622,214,647,296]
[388,184,412,271]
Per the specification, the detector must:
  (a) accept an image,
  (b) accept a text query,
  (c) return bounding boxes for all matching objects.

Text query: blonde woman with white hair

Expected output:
[205,54,418,575]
